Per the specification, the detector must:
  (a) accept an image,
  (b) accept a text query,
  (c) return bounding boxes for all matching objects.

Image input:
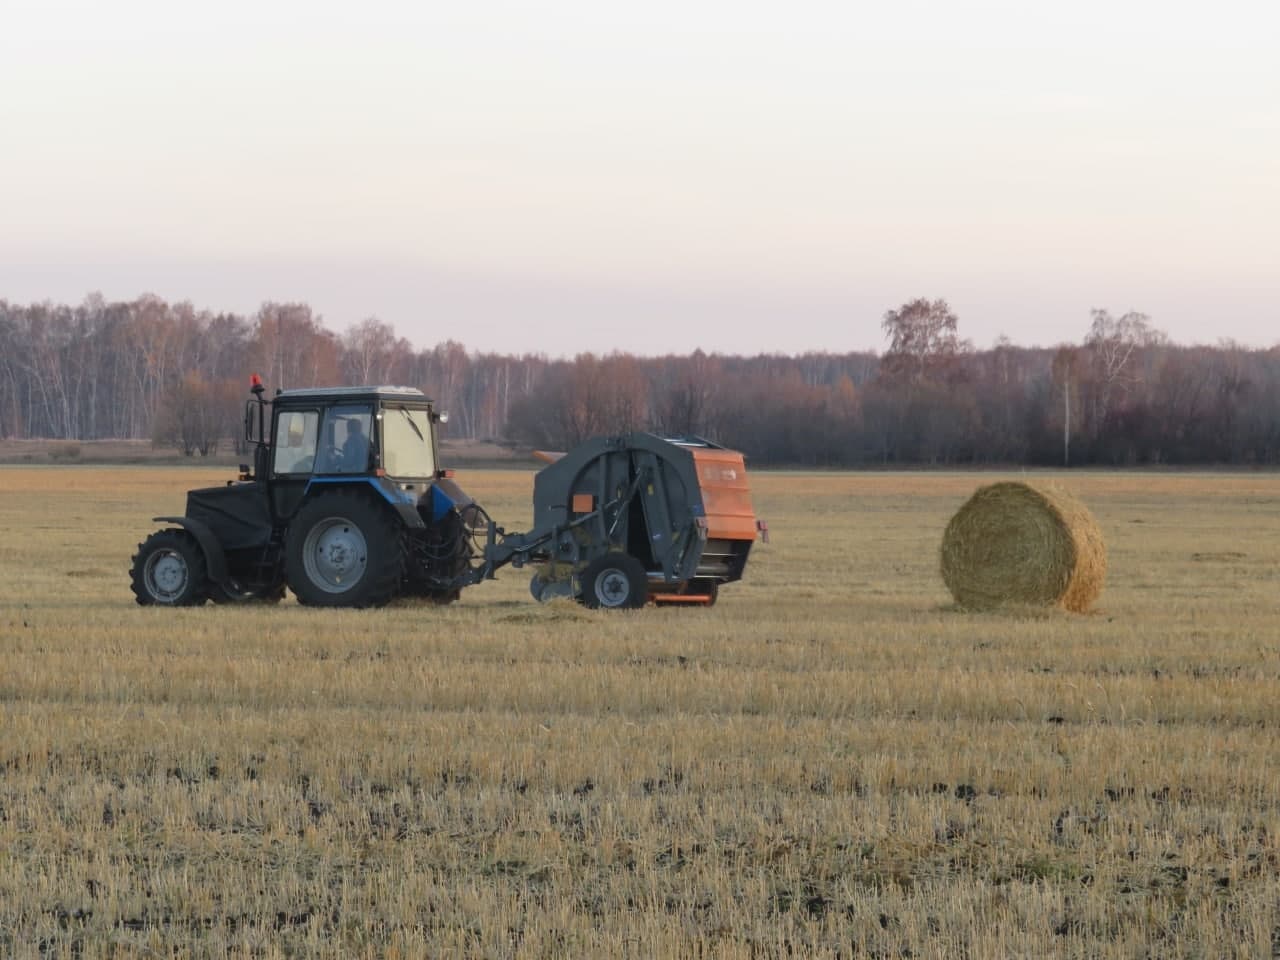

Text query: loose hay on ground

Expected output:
[940,481,1107,613]
[494,598,596,625]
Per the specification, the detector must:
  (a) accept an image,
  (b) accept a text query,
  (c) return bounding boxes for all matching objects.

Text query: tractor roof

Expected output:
[274,385,433,405]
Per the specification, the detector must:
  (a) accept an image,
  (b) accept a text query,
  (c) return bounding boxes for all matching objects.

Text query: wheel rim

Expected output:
[144,549,189,602]
[593,567,632,608]
[302,516,368,594]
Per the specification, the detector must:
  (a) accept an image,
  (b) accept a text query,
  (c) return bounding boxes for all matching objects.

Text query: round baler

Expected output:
[478,433,766,608]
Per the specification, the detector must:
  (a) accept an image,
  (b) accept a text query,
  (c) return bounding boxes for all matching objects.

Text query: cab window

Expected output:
[315,405,374,475]
[273,410,319,475]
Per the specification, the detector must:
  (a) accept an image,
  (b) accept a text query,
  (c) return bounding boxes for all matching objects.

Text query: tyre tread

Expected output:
[129,528,209,606]
[285,489,405,608]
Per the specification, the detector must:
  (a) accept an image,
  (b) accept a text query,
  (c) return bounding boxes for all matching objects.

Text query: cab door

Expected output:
[269,407,319,520]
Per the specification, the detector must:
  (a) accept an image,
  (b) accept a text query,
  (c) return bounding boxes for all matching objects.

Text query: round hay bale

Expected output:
[940,482,1106,613]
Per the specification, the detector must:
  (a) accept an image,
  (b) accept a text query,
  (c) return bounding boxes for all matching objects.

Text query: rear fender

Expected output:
[429,476,475,523]
[152,516,229,584]
[301,477,425,529]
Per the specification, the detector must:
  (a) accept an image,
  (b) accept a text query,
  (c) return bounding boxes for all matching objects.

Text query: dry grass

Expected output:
[1,466,1279,957]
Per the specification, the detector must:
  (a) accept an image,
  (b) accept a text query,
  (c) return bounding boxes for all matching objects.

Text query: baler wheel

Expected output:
[579,553,648,610]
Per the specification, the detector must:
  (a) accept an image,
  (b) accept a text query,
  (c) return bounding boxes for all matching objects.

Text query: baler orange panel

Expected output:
[690,448,757,540]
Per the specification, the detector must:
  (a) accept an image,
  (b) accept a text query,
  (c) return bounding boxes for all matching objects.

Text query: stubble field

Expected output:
[1,466,1279,958]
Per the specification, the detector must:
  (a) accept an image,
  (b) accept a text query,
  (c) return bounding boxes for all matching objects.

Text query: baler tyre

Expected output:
[130,529,208,607]
[579,553,648,610]
[285,491,404,607]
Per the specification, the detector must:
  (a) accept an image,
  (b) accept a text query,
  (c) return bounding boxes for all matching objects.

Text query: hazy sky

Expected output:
[2,0,1277,356]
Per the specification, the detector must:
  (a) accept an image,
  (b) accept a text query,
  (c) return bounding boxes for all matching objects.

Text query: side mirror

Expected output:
[244,399,267,444]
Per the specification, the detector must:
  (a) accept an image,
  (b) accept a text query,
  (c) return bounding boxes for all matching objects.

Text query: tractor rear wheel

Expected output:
[130,529,208,606]
[285,491,404,607]
[578,553,648,610]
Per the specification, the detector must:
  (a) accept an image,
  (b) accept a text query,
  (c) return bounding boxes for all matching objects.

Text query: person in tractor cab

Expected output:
[338,416,369,471]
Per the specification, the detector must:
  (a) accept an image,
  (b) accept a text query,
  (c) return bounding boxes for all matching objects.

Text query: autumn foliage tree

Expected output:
[153,371,222,456]
[1083,309,1165,443]
[4,292,1280,466]
[880,298,969,382]
[506,354,649,449]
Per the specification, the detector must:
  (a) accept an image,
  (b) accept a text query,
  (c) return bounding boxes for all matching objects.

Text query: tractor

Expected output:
[130,377,766,609]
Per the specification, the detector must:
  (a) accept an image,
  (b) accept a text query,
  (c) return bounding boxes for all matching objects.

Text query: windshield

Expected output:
[381,406,436,478]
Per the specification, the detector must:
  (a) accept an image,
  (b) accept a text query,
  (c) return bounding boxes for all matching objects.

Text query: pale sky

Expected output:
[2,0,1277,355]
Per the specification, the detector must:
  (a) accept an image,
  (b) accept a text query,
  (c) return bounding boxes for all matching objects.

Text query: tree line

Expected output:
[2,294,1279,466]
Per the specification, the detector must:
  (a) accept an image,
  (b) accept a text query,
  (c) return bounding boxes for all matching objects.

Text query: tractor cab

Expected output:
[264,388,439,481]
[254,386,446,524]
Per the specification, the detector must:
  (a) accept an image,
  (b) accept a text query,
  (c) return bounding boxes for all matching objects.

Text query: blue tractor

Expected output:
[130,378,478,607]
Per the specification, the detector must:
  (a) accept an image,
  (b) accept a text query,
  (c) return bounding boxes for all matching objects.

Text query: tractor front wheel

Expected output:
[285,491,404,607]
[578,553,648,610]
[130,529,208,606]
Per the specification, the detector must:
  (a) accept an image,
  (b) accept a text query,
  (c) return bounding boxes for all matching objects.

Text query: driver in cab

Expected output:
[338,417,369,472]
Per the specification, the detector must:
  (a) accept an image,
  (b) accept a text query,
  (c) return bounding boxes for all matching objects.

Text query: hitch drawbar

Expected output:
[471,432,764,608]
